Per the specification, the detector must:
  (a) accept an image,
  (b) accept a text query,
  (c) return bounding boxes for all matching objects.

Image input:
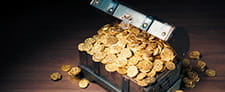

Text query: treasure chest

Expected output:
[78,0,189,92]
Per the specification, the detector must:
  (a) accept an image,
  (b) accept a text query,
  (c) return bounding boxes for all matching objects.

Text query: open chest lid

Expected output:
[90,0,189,58]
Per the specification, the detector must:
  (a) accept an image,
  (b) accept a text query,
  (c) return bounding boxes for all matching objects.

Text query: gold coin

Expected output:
[117,67,127,74]
[152,59,164,72]
[101,54,117,64]
[165,61,176,71]
[183,77,193,85]
[78,43,85,51]
[136,60,153,73]
[147,70,156,77]
[193,77,200,82]
[196,60,206,69]
[128,56,142,66]
[136,72,147,80]
[205,69,216,77]
[185,83,195,88]
[105,63,118,72]
[50,72,62,81]
[130,27,140,35]
[105,35,118,46]
[79,78,90,88]
[143,77,156,84]
[109,45,123,54]
[146,42,157,51]
[108,27,121,36]
[127,33,137,43]
[83,43,93,52]
[137,80,148,87]
[127,66,139,78]
[89,42,104,54]
[182,58,190,67]
[68,67,81,76]
[119,48,132,58]
[61,64,72,72]
[160,48,175,62]
[188,51,201,59]
[92,52,106,62]
[84,37,96,45]
[115,56,128,67]
[141,50,153,58]
[187,71,198,80]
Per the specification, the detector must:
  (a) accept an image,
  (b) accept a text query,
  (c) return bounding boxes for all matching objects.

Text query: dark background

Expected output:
[1,0,225,92]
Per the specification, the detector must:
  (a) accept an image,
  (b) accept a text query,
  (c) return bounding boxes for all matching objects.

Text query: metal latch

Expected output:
[90,0,175,41]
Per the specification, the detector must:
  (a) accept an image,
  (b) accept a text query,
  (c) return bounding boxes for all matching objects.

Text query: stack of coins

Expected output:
[78,23,177,87]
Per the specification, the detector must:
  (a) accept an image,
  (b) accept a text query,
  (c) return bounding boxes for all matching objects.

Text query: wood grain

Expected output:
[1,0,225,92]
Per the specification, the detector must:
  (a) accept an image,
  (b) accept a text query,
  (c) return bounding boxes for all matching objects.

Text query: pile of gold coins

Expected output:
[50,65,90,89]
[181,51,216,89]
[78,23,177,87]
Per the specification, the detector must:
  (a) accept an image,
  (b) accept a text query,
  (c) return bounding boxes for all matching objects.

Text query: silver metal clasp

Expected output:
[120,14,132,29]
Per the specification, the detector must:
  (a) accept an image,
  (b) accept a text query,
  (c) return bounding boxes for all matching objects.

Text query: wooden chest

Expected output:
[79,51,182,92]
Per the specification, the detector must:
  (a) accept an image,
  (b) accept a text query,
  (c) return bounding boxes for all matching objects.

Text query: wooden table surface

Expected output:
[1,0,225,92]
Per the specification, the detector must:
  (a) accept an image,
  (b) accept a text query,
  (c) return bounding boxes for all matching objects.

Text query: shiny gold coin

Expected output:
[128,56,142,66]
[119,48,132,58]
[141,50,153,58]
[92,52,106,62]
[89,42,104,54]
[130,27,140,35]
[144,77,156,84]
[205,69,216,77]
[84,37,96,45]
[146,42,157,51]
[102,24,111,31]
[136,60,153,73]
[147,70,156,77]
[68,67,81,76]
[109,45,123,54]
[117,67,127,74]
[115,56,128,67]
[78,43,85,51]
[196,60,206,69]
[127,66,139,78]
[105,63,118,72]
[137,80,148,87]
[127,33,137,43]
[108,27,120,35]
[105,35,118,46]
[160,48,175,62]
[101,54,117,64]
[83,43,93,52]
[136,73,147,80]
[79,78,90,88]
[153,48,160,56]
[165,61,176,71]
[152,59,164,72]
[50,72,62,81]
[61,64,72,72]
[189,51,201,59]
